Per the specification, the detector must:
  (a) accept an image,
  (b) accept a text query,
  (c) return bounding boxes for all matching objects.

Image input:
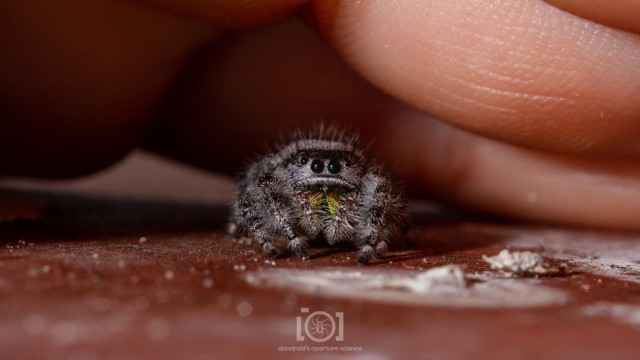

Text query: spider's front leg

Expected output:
[355,171,407,265]
[240,172,310,260]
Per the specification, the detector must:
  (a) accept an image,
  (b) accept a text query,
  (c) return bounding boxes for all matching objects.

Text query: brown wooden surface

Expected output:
[1,152,640,359]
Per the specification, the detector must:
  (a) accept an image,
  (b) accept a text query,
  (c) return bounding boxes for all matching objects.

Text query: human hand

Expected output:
[1,0,639,229]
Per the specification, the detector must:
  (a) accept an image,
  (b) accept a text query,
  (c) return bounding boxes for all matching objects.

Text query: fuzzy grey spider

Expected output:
[227,127,408,265]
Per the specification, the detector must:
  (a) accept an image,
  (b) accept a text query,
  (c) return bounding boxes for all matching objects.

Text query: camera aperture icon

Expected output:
[306,312,334,341]
[296,308,344,342]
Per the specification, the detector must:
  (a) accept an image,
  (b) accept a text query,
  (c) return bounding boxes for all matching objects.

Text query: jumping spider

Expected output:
[227,128,407,265]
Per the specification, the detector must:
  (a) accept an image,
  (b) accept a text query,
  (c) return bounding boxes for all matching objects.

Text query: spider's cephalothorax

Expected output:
[227,128,407,265]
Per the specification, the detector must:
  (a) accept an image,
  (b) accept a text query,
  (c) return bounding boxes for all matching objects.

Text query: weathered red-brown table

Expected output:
[2,153,639,359]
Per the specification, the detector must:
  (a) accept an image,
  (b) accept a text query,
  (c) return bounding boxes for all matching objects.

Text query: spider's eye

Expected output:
[327,160,342,174]
[310,159,324,174]
[299,157,308,165]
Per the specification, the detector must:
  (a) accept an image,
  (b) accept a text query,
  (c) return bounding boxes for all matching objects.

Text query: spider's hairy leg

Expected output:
[289,190,323,260]
[294,190,322,239]
[323,196,357,245]
[237,192,279,258]
[288,235,310,260]
[252,171,312,260]
[355,171,407,265]
[226,196,243,238]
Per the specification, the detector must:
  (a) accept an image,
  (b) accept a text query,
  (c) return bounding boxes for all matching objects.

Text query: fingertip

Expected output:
[381,110,640,231]
[311,0,640,156]
[544,0,640,34]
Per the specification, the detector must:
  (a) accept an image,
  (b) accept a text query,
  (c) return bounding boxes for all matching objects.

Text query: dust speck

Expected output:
[164,270,174,280]
[233,264,247,271]
[202,277,214,289]
[237,301,253,317]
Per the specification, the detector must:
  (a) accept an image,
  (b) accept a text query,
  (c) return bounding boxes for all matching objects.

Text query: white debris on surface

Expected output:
[507,230,640,283]
[247,266,568,308]
[581,302,640,327]
[483,249,552,276]
[385,265,466,293]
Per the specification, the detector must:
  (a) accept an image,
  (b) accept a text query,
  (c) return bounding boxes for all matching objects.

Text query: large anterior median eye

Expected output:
[311,159,324,174]
[327,160,341,174]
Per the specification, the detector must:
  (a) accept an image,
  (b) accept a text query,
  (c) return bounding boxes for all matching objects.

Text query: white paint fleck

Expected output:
[483,249,553,275]
[386,265,466,293]
[508,231,640,284]
[581,302,640,327]
[247,266,567,308]
[138,236,148,244]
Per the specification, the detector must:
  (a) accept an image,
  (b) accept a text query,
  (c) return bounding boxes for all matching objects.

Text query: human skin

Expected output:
[0,0,639,229]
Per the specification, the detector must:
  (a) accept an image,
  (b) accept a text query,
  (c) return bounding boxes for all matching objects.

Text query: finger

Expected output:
[379,109,640,230]
[0,0,217,177]
[311,0,640,155]
[545,0,640,34]
[145,18,397,172]
[147,17,640,230]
